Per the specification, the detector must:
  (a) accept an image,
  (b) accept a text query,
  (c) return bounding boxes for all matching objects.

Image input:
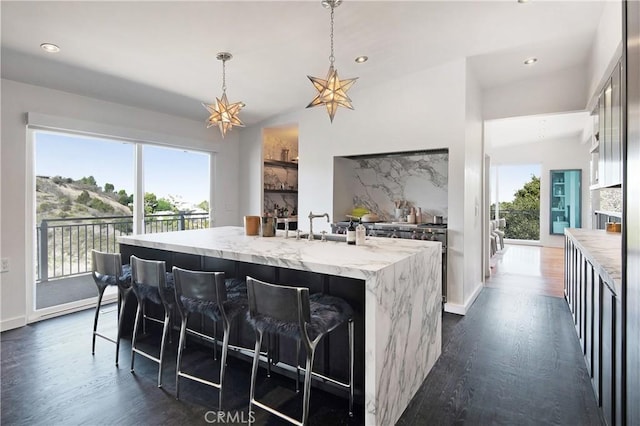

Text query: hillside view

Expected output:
[36,175,209,223]
[36,175,209,280]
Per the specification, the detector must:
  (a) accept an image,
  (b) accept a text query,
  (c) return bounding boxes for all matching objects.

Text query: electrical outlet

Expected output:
[1,258,8,273]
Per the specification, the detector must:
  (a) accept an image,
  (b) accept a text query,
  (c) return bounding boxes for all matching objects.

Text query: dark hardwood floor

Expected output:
[2,245,602,425]
[397,244,603,425]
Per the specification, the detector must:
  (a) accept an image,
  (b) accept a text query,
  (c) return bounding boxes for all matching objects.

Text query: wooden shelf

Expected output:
[264,160,298,169]
[264,189,297,194]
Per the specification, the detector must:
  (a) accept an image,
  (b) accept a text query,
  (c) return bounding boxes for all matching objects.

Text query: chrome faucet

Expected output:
[308,211,330,241]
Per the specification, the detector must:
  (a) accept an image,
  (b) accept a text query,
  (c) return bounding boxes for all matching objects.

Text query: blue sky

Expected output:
[491,164,541,203]
[35,132,209,205]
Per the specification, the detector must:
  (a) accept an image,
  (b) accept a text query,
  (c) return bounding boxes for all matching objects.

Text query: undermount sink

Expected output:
[299,233,346,242]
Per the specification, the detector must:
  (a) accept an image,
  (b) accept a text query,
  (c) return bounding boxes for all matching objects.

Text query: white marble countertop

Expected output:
[565,228,622,295]
[118,226,440,280]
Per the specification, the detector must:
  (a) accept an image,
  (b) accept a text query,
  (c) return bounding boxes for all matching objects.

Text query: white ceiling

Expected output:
[1,1,606,126]
[485,111,592,149]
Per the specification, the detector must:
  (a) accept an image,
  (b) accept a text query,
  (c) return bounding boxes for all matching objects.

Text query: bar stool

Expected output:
[90,250,132,366]
[172,267,248,408]
[129,255,175,388]
[246,276,354,426]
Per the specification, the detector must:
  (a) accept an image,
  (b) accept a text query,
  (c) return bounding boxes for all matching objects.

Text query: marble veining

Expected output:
[118,227,441,425]
[565,228,621,295]
[348,153,448,222]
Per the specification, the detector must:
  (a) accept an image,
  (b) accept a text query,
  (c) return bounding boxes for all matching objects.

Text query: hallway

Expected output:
[486,244,565,298]
[397,243,602,425]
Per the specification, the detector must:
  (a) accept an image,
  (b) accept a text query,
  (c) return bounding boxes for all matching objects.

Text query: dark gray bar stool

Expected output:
[173,267,248,408]
[129,255,175,388]
[246,276,354,426]
[90,250,132,366]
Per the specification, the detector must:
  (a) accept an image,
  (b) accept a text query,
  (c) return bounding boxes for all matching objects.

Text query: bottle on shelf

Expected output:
[347,219,356,245]
[355,219,366,246]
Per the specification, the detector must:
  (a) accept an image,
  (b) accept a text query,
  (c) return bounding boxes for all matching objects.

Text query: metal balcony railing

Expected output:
[36,212,209,282]
[490,208,540,241]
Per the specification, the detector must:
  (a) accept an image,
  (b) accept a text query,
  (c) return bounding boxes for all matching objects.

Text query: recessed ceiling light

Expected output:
[517,0,530,3]
[355,55,368,64]
[524,57,537,65]
[40,43,60,53]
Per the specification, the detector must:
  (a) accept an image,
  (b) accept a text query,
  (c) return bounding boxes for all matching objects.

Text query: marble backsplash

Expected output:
[344,152,448,222]
[599,187,622,212]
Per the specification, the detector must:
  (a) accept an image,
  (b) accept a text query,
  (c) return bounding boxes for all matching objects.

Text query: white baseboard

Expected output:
[1,316,26,332]
[444,282,483,315]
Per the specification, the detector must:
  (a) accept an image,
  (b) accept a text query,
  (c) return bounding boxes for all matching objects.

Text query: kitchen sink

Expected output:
[298,233,346,242]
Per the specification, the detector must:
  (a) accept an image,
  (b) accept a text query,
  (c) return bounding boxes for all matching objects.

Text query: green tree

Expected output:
[104,183,114,193]
[117,189,132,206]
[156,198,175,212]
[144,192,158,214]
[497,175,540,240]
[76,190,91,205]
[79,176,97,186]
[198,200,209,211]
[88,198,114,213]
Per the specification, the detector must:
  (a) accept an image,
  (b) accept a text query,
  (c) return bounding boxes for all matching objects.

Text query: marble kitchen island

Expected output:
[118,226,442,425]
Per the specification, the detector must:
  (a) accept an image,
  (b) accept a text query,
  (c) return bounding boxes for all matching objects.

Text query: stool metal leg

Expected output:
[176,316,188,400]
[266,333,271,378]
[296,339,301,393]
[248,330,264,426]
[218,319,231,410]
[158,310,171,388]
[115,288,129,366]
[213,319,218,361]
[130,303,142,372]
[348,319,354,417]
[301,345,317,425]
[142,302,147,335]
[92,286,106,355]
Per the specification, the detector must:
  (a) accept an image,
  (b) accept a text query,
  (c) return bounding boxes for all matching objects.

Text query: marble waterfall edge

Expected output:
[366,245,442,425]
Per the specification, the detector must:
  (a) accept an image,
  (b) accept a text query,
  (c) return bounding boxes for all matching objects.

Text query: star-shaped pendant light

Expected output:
[203,52,245,138]
[306,0,358,122]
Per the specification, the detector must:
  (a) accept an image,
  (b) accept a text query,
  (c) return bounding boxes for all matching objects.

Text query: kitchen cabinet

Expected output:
[550,169,581,235]
[594,61,623,188]
[565,229,622,426]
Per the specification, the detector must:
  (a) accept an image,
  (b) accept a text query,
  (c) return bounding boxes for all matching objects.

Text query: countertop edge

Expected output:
[564,228,621,296]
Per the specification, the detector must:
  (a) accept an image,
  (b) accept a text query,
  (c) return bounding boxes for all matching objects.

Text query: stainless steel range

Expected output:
[332,221,448,304]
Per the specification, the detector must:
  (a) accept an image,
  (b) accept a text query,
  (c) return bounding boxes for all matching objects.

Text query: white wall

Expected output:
[487,136,590,248]
[463,65,484,308]
[483,65,588,121]
[239,59,485,313]
[1,79,241,331]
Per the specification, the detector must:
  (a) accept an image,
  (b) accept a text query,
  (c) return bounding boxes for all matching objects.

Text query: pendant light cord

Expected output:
[221,59,227,94]
[329,4,335,65]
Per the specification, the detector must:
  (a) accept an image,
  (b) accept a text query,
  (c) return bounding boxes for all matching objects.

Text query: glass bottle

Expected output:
[355,219,366,245]
[346,219,356,245]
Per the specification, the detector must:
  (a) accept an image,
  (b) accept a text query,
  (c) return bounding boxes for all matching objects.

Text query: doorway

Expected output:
[491,163,542,242]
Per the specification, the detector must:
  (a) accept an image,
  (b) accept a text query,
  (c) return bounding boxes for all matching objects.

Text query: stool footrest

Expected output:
[185,327,216,342]
[297,367,350,389]
[93,331,117,345]
[178,371,221,389]
[251,398,303,426]
[132,347,160,364]
[143,315,164,325]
